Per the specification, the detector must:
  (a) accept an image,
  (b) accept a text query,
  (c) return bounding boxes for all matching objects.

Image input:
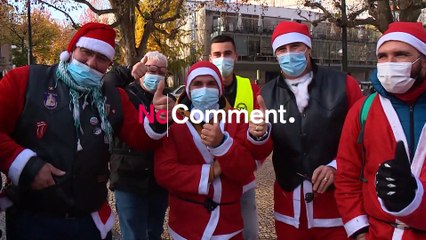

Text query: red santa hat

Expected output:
[272,21,312,53]
[185,61,223,98]
[60,22,116,62]
[377,22,426,55]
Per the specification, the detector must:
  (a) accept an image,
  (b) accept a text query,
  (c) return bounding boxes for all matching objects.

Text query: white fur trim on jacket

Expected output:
[8,149,36,185]
[208,132,233,157]
[343,215,370,238]
[143,116,167,140]
[379,178,424,217]
[199,164,211,195]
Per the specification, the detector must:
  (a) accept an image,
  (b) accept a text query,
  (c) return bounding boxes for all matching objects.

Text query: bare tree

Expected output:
[301,0,426,33]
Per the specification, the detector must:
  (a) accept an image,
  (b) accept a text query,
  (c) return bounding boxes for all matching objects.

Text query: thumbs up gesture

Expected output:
[375,141,417,212]
[201,122,224,148]
[249,95,268,138]
[153,80,175,122]
[131,57,148,80]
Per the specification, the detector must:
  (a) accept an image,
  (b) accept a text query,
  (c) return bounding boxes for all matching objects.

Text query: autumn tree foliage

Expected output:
[1,3,68,66]
[24,0,197,81]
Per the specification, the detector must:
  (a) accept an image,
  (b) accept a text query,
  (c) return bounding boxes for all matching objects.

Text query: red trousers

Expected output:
[275,191,349,240]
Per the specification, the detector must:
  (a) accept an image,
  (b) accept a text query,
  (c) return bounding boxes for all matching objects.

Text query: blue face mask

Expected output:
[67,58,103,88]
[143,73,165,92]
[212,57,234,77]
[277,51,308,77]
[191,87,219,112]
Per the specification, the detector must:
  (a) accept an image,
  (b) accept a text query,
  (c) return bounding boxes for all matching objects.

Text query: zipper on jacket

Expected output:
[409,105,414,161]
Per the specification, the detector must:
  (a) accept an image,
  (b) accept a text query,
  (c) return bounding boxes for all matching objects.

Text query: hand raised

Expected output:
[376,141,417,211]
[201,122,224,147]
[249,95,267,138]
[131,57,148,80]
[153,80,175,122]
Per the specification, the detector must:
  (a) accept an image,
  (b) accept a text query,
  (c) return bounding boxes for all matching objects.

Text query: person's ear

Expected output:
[306,48,312,58]
[421,55,426,69]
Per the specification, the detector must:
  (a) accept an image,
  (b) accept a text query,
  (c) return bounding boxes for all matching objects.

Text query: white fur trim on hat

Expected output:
[76,36,115,61]
[272,32,312,53]
[376,32,426,55]
[186,67,222,97]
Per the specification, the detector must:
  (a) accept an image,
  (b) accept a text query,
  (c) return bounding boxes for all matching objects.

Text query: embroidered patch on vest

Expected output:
[43,91,59,110]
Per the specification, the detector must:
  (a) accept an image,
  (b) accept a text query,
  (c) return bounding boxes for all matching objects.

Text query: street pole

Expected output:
[328,42,331,67]
[27,0,34,65]
[341,0,348,72]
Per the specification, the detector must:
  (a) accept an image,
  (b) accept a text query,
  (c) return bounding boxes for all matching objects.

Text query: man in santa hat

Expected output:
[256,21,363,239]
[335,22,426,240]
[0,22,173,239]
[154,61,271,239]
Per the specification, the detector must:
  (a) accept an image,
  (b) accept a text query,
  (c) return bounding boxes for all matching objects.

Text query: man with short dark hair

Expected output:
[260,21,362,239]
[336,21,426,240]
[210,34,263,240]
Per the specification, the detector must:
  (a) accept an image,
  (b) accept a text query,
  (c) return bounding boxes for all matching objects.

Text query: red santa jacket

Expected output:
[154,104,256,239]
[335,94,426,239]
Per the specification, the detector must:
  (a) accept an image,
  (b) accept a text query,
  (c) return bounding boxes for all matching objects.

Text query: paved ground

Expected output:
[112,156,277,239]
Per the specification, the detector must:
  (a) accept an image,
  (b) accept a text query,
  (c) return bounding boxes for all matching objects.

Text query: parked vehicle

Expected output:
[171,85,185,98]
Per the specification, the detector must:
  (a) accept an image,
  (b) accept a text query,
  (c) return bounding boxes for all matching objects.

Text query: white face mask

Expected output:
[377,58,420,94]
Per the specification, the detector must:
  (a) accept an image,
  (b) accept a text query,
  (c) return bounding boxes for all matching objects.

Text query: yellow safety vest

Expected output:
[234,75,254,115]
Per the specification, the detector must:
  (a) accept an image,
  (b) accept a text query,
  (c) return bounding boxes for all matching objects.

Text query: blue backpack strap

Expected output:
[357,92,377,182]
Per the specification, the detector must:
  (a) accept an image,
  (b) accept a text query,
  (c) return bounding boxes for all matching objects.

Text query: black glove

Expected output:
[375,141,417,212]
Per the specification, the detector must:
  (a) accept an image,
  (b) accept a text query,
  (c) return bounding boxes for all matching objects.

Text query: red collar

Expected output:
[394,77,426,104]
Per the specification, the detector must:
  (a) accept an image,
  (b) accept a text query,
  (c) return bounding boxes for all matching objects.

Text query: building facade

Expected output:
[184,1,379,84]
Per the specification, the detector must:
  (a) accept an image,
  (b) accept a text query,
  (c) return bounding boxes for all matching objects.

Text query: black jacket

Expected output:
[262,64,348,191]
[105,66,167,194]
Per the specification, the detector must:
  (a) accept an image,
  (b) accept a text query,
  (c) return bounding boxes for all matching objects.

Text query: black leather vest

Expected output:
[12,64,123,215]
[262,66,347,191]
